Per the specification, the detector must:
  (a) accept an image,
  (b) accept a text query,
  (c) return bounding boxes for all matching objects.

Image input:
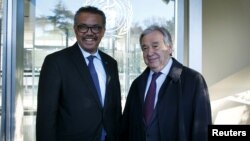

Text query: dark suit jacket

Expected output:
[36,43,122,141]
[121,58,212,141]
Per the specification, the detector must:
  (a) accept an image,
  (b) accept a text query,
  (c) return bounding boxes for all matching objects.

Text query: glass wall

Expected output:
[21,0,175,141]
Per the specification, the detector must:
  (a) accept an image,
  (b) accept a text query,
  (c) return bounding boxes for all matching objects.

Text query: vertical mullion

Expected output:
[189,0,202,73]
[1,0,24,141]
[1,0,14,140]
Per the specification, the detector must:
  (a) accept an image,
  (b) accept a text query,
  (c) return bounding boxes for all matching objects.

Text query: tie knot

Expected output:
[152,72,161,81]
[87,55,95,62]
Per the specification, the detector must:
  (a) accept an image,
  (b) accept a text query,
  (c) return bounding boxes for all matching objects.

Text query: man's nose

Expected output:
[147,47,154,55]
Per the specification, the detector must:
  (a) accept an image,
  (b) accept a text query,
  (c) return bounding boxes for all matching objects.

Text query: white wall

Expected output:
[203,0,250,100]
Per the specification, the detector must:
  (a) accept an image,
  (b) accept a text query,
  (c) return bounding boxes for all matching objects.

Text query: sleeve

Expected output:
[192,74,212,141]
[36,55,61,141]
[120,81,136,141]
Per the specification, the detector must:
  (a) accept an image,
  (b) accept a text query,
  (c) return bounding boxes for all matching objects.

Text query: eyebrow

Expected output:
[152,41,160,45]
[77,24,102,27]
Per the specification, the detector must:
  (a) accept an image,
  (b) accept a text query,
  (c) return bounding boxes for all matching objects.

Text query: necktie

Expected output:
[144,72,161,126]
[87,55,102,106]
[88,56,106,141]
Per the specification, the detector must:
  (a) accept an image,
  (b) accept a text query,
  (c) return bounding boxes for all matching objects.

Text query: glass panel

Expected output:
[83,0,175,102]
[0,0,3,138]
[23,0,175,141]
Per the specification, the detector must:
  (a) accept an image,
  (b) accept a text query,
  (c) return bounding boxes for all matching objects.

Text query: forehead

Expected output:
[141,30,164,43]
[76,12,103,25]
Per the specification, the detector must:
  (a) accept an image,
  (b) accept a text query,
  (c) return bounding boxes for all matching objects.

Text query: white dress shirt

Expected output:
[79,45,106,105]
[144,58,173,107]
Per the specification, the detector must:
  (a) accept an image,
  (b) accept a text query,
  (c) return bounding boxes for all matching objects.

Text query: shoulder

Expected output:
[47,45,78,58]
[131,68,150,86]
[170,58,206,84]
[180,65,208,91]
[41,44,81,70]
[182,65,205,80]
[44,44,80,62]
[182,66,201,77]
[170,58,203,78]
[99,50,117,64]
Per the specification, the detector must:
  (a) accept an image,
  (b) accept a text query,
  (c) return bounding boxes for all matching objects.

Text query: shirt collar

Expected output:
[78,43,101,60]
[149,57,173,76]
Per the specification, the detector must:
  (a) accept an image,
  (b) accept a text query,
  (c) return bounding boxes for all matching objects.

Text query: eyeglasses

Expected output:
[77,24,103,34]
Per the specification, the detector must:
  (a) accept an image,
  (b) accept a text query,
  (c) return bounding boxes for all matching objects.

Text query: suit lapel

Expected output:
[98,51,111,108]
[157,58,183,103]
[156,58,184,140]
[69,43,102,108]
[137,69,151,114]
[99,51,111,88]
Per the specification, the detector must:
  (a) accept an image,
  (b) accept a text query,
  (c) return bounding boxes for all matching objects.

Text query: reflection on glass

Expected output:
[22,0,175,141]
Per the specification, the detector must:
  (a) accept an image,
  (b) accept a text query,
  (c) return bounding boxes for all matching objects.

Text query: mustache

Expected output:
[83,35,97,40]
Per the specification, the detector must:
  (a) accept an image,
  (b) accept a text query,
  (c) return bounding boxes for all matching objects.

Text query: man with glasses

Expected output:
[36,6,122,141]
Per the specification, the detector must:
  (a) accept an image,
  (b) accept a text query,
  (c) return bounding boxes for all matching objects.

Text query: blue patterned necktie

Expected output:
[87,55,102,106]
[144,72,162,126]
[87,55,106,141]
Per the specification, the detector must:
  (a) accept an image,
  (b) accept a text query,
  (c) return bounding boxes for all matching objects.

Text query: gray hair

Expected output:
[139,25,173,47]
